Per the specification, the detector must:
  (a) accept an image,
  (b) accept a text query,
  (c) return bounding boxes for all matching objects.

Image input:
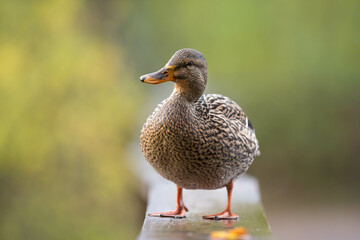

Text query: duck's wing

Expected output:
[195,94,260,156]
[195,94,254,131]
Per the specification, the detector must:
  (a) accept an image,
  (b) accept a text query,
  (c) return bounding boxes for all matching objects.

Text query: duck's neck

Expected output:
[173,82,205,102]
[163,89,197,125]
[169,89,195,106]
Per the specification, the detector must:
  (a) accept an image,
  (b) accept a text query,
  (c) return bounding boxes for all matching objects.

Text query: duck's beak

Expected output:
[140,65,175,84]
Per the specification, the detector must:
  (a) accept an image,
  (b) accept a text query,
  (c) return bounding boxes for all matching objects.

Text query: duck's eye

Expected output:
[186,61,194,68]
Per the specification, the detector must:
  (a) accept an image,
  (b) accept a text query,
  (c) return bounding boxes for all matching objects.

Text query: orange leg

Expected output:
[148,186,188,219]
[203,180,239,220]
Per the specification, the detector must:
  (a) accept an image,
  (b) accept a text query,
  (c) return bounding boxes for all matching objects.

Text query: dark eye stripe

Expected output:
[174,61,197,71]
[174,63,187,71]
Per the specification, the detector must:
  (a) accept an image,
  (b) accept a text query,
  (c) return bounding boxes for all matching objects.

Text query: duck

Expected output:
[139,48,260,220]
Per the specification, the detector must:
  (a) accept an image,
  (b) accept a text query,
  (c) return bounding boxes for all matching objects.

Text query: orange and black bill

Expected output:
[140,65,175,84]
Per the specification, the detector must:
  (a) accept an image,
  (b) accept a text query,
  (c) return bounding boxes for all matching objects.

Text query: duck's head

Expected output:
[140,48,207,102]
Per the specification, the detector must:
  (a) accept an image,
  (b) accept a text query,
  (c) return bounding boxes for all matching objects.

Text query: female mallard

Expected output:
[140,49,259,220]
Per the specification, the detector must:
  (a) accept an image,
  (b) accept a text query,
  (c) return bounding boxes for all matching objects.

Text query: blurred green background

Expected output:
[1,1,359,239]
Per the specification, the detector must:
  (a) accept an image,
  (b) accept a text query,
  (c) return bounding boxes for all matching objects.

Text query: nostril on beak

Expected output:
[140,76,147,82]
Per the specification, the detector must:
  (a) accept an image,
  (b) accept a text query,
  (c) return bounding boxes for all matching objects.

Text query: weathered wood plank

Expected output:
[137,175,273,240]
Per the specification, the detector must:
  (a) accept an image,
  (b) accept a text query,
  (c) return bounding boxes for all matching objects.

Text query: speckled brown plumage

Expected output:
[139,49,260,219]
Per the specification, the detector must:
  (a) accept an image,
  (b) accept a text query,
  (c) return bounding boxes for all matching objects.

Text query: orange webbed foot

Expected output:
[202,210,239,220]
[148,186,188,219]
[148,207,187,219]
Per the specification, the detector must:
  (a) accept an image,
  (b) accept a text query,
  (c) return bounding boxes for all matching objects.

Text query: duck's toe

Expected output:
[202,210,239,220]
[148,208,187,219]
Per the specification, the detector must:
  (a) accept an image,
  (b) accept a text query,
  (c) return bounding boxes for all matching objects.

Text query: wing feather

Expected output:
[195,94,260,156]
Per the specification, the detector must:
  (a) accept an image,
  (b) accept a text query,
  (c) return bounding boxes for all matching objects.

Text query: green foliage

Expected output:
[0,1,142,239]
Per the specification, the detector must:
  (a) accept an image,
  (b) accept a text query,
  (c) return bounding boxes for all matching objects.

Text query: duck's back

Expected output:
[195,93,260,162]
[196,94,259,153]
